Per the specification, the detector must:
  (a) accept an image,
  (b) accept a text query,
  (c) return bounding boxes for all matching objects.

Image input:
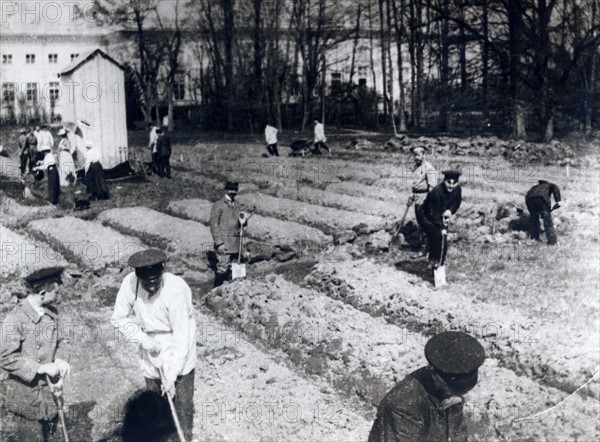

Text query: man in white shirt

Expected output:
[265,122,279,157]
[313,119,331,154]
[111,249,196,441]
[37,125,54,156]
[147,123,159,174]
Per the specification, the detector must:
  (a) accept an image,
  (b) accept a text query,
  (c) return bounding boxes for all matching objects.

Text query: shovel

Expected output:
[231,215,247,280]
[46,375,70,442]
[389,199,413,250]
[433,232,447,288]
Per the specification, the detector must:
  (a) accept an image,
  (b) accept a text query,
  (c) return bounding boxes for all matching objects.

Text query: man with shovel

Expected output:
[111,249,197,441]
[0,287,71,441]
[417,170,462,277]
[210,181,250,287]
[409,146,437,251]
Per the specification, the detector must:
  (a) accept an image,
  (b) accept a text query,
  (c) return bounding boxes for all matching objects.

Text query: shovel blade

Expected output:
[434,265,446,287]
[231,263,246,280]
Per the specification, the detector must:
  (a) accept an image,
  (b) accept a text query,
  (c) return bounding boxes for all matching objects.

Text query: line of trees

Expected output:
[90,0,599,140]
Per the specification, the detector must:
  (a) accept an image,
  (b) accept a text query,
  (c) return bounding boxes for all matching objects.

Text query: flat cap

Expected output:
[442,170,462,181]
[425,331,485,376]
[20,128,27,134]
[128,249,167,269]
[225,181,239,191]
[410,146,426,155]
[58,128,67,136]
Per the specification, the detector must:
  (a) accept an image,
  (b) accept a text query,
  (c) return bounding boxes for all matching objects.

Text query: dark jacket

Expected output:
[526,180,561,206]
[422,183,462,228]
[368,367,468,442]
[19,134,29,155]
[210,196,241,253]
[0,300,59,421]
[156,134,172,156]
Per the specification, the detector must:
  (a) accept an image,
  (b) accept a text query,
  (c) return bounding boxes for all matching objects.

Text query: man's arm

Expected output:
[423,190,444,228]
[449,186,462,214]
[550,183,561,203]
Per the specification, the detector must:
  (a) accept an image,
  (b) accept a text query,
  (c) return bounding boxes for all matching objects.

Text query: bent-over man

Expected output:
[525,179,561,245]
[111,249,197,441]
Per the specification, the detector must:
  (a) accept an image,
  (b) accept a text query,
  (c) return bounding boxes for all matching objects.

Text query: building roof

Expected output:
[59,48,124,76]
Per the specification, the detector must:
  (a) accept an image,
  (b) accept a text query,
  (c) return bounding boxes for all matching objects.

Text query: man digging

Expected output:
[210,181,249,287]
[369,331,485,442]
[525,179,562,245]
[409,146,437,253]
[417,170,462,278]
[111,249,197,441]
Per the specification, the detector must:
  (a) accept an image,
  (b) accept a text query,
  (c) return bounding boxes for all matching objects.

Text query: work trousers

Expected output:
[20,152,35,174]
[266,143,279,156]
[526,196,556,245]
[313,141,330,154]
[417,207,447,264]
[47,165,60,205]
[213,251,239,287]
[0,412,58,442]
[158,154,171,178]
[145,369,195,442]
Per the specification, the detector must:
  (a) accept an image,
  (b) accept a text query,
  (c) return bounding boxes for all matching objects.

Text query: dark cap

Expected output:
[128,249,167,278]
[442,170,462,181]
[225,181,239,191]
[425,331,485,390]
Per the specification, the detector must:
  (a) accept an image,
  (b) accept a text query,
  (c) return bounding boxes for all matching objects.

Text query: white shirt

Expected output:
[265,125,278,145]
[84,147,101,172]
[40,152,57,170]
[111,272,197,379]
[149,127,159,153]
[314,122,326,143]
[37,130,54,152]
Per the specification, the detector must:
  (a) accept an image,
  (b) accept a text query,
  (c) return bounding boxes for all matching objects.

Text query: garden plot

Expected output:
[27,217,145,270]
[237,193,388,233]
[0,224,68,278]
[304,259,599,395]
[205,276,599,440]
[326,182,406,204]
[275,186,399,219]
[194,309,371,441]
[97,207,214,256]
[168,199,332,245]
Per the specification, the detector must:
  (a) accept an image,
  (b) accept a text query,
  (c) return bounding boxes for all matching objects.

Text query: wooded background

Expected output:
[93,0,600,141]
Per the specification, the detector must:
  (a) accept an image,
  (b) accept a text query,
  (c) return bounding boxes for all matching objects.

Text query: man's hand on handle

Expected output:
[141,335,161,357]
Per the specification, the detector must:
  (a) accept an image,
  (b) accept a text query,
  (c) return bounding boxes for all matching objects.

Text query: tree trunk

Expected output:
[391,0,407,131]
[379,0,389,118]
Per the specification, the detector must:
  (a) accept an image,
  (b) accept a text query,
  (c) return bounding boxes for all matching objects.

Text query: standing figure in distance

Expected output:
[83,140,109,200]
[156,128,173,179]
[313,119,331,154]
[32,148,60,205]
[57,128,75,187]
[210,181,248,287]
[525,179,561,245]
[265,122,279,157]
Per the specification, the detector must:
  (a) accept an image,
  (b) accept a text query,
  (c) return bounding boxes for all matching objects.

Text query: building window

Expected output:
[26,54,36,64]
[2,83,16,103]
[26,83,38,102]
[173,73,186,100]
[48,54,58,63]
[2,54,12,64]
[70,53,79,61]
[48,82,60,101]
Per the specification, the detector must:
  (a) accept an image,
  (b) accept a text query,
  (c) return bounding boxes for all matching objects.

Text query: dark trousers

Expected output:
[414,203,427,249]
[20,152,35,174]
[526,197,556,245]
[266,143,279,156]
[47,166,60,205]
[417,207,447,264]
[151,152,159,174]
[313,141,330,154]
[145,369,195,442]
[213,251,239,287]
[158,155,171,178]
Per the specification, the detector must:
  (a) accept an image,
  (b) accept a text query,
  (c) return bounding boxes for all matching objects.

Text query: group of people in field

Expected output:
[17,124,109,205]
[1,119,563,442]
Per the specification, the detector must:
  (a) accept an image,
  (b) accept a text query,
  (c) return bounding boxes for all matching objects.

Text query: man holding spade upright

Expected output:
[417,170,462,277]
[111,249,196,441]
